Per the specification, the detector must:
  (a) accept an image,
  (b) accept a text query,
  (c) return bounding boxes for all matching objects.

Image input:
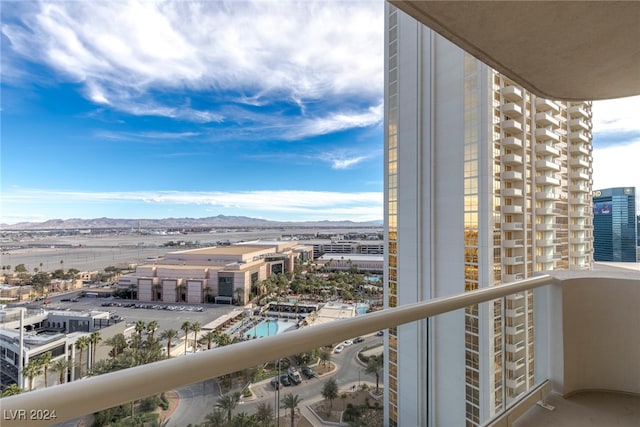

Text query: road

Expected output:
[166,335,383,426]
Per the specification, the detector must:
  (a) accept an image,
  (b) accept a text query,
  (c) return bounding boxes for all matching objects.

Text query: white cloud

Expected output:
[592,95,640,134]
[2,0,384,135]
[592,139,640,215]
[591,95,640,214]
[332,156,368,170]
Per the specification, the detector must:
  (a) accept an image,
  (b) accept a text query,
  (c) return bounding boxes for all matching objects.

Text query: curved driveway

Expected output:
[167,335,382,426]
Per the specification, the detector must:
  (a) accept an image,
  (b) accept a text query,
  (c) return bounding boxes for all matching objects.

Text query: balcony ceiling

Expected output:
[389,1,640,101]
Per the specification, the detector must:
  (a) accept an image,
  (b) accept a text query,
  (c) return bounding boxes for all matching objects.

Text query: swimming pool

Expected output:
[245,319,294,338]
[356,303,370,315]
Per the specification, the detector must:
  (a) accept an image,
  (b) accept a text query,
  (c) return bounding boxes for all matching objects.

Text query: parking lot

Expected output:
[38,292,240,333]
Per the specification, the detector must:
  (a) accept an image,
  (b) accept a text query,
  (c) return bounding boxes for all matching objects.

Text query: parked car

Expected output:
[270,378,280,390]
[342,339,353,346]
[353,336,365,344]
[376,330,384,336]
[334,345,344,354]
[301,366,316,379]
[279,374,291,386]
[288,368,302,385]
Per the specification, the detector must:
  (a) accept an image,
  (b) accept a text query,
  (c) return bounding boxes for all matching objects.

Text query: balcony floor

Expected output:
[513,391,640,427]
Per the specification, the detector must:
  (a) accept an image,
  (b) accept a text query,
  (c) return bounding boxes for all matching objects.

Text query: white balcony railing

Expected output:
[0,276,553,427]
[3,273,639,427]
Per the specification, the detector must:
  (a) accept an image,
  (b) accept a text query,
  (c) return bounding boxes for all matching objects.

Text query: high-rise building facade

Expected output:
[593,187,637,262]
[384,6,594,426]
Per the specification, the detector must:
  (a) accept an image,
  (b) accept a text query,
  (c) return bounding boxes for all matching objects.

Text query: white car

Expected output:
[334,345,344,353]
[342,340,353,346]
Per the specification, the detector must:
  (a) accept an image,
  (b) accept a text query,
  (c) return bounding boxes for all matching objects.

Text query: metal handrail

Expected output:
[0,275,554,426]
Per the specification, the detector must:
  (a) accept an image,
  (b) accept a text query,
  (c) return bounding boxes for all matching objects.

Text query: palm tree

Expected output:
[89,331,101,368]
[235,287,244,305]
[51,358,74,385]
[200,331,216,350]
[231,412,258,426]
[181,321,191,353]
[128,284,137,300]
[160,329,179,358]
[319,348,331,367]
[75,336,90,377]
[104,333,127,359]
[135,320,146,339]
[255,402,274,427]
[281,393,302,427]
[176,283,186,302]
[321,378,338,411]
[1,383,21,397]
[152,283,162,301]
[147,320,159,341]
[204,409,226,426]
[23,360,43,391]
[38,351,53,388]
[190,322,201,351]
[365,354,384,393]
[216,392,240,423]
[203,285,212,303]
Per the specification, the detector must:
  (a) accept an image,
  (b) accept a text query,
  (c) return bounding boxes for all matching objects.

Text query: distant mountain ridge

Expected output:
[1,215,383,230]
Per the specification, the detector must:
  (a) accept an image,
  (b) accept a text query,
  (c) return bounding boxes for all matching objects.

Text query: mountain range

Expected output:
[0,215,383,230]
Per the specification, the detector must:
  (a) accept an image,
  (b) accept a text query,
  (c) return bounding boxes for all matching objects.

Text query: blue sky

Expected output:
[1,1,638,225]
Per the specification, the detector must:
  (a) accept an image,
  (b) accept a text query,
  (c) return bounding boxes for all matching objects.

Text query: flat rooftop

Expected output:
[168,245,273,256]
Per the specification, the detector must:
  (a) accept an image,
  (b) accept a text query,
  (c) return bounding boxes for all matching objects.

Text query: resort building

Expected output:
[118,241,313,305]
[592,187,637,262]
[315,253,384,274]
[306,239,384,258]
[0,307,116,390]
[384,5,594,426]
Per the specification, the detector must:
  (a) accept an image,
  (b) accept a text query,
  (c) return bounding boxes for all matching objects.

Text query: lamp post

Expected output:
[358,368,361,388]
[276,358,281,427]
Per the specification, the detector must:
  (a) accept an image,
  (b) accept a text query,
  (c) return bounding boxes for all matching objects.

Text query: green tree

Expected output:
[235,287,244,305]
[75,336,90,377]
[38,351,53,388]
[216,392,240,423]
[319,348,331,367]
[181,321,191,353]
[160,329,179,358]
[190,322,201,351]
[152,283,162,301]
[51,358,74,385]
[231,412,258,426]
[14,264,27,273]
[1,383,21,397]
[147,320,159,341]
[89,331,102,368]
[365,354,384,393]
[281,393,302,427]
[30,272,51,295]
[135,320,146,339]
[23,359,43,391]
[200,331,216,350]
[204,409,226,427]
[321,378,339,411]
[254,402,274,427]
[105,333,127,359]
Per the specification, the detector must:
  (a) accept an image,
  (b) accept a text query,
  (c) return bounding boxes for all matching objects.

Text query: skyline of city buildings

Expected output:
[384,5,594,426]
[593,187,638,262]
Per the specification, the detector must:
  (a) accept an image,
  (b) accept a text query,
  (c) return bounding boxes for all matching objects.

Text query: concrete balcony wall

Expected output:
[562,276,640,396]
